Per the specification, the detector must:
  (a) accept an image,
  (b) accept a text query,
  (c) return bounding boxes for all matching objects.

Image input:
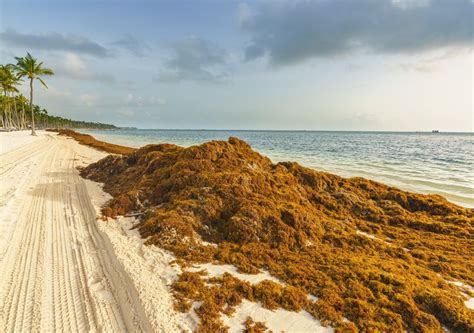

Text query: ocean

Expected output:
[79,129,473,208]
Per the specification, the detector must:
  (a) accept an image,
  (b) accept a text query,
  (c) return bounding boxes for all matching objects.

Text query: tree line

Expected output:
[1,53,117,134]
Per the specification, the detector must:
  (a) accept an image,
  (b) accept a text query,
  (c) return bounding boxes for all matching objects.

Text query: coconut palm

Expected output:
[0,64,20,130]
[0,66,9,128]
[8,70,22,129]
[14,53,53,135]
[0,64,16,94]
[17,94,28,129]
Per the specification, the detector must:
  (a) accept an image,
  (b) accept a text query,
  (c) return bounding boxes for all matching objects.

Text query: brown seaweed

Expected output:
[50,129,135,155]
[79,135,474,332]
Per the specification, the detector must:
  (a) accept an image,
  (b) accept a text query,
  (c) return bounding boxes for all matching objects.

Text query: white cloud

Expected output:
[125,94,167,107]
[64,53,88,74]
[116,94,166,118]
[80,93,99,107]
[57,53,117,84]
[398,48,470,73]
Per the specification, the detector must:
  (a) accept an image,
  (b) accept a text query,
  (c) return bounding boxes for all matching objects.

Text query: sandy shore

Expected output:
[0,131,195,332]
[0,130,329,332]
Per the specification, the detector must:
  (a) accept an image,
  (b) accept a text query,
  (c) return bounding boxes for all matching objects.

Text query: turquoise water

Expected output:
[80,129,474,208]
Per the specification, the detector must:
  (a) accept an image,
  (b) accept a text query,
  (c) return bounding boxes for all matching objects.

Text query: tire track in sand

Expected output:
[0,135,53,262]
[0,134,153,332]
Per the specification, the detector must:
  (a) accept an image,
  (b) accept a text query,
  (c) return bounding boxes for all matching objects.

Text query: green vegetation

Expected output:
[14,52,54,135]
[0,53,117,132]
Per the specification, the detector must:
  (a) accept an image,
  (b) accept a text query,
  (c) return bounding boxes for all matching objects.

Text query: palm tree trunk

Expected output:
[29,78,36,136]
[6,101,13,130]
[5,111,10,130]
[0,107,4,129]
[3,107,7,130]
[13,96,19,129]
[3,91,10,130]
[21,100,26,129]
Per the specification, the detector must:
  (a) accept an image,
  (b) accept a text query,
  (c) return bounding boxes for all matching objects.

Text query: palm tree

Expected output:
[7,70,22,130]
[14,53,53,135]
[0,64,20,130]
[17,94,28,129]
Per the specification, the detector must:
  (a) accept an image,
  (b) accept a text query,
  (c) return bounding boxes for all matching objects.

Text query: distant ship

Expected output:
[432,130,440,133]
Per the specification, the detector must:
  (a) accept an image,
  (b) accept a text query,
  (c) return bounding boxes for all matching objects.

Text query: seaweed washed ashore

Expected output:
[52,129,135,154]
[62,129,473,332]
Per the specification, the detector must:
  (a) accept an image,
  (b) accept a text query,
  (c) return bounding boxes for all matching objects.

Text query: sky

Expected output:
[0,0,473,131]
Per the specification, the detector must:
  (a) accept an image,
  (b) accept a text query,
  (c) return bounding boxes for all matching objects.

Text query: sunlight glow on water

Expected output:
[81,129,473,208]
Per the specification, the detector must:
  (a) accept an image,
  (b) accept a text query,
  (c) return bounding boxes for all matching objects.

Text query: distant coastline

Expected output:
[97,128,473,134]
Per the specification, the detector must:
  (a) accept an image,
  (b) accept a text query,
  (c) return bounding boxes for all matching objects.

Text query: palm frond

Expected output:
[40,68,54,75]
[37,77,48,88]
[14,52,54,83]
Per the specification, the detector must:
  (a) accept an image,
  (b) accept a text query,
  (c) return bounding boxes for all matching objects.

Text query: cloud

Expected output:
[398,48,471,73]
[240,0,474,65]
[117,94,167,117]
[39,87,165,116]
[237,3,254,25]
[56,53,117,83]
[80,93,100,107]
[0,29,111,57]
[125,93,167,107]
[111,35,151,57]
[155,37,229,83]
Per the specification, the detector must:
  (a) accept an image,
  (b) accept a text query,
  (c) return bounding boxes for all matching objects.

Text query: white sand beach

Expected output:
[0,131,195,332]
[0,130,333,332]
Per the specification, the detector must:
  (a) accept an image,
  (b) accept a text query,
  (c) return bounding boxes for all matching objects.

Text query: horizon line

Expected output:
[104,128,473,134]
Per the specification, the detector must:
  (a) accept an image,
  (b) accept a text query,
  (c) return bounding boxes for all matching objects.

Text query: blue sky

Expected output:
[1,0,472,131]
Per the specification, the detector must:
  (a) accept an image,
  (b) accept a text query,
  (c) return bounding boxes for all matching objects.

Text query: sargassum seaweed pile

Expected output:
[80,136,474,332]
[51,129,136,155]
